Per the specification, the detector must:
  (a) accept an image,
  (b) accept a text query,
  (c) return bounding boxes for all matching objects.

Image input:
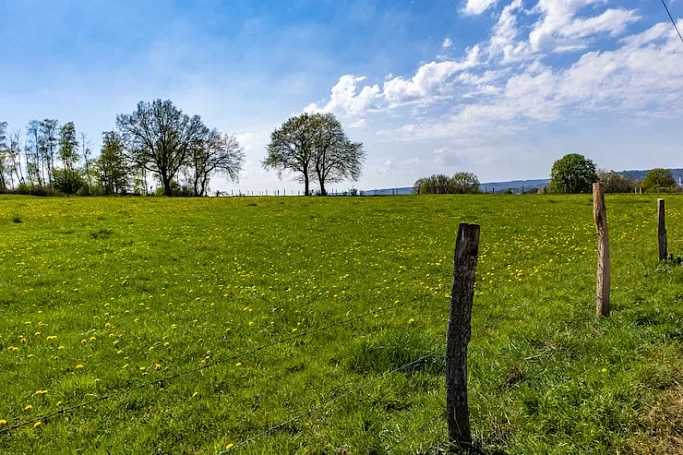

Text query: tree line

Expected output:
[549,154,680,194]
[0,101,365,197]
[411,154,679,196]
[413,172,481,194]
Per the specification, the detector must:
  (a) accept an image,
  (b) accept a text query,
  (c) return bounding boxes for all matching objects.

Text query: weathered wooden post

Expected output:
[446,223,480,447]
[658,199,667,261]
[593,183,610,317]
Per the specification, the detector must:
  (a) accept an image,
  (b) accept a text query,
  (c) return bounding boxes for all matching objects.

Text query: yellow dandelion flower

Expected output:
[81,339,87,344]
[235,362,242,367]
[170,324,177,329]
[34,390,47,395]
[408,318,415,324]
[192,392,199,398]
[163,342,169,347]
[225,443,234,450]
[89,336,96,342]
[58,346,65,350]
[601,368,608,373]
[0,419,7,425]
[8,346,18,352]
[33,421,41,428]
[46,336,56,341]
[24,405,32,411]
[75,364,84,370]
[148,346,155,351]
[116,350,123,355]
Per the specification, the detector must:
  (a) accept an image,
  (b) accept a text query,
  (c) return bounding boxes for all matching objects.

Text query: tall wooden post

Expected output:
[658,199,667,261]
[593,183,610,317]
[446,223,480,447]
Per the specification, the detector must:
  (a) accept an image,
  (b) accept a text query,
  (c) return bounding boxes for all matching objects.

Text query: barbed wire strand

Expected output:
[220,350,442,453]
[0,210,664,436]
[382,412,444,453]
[0,295,433,435]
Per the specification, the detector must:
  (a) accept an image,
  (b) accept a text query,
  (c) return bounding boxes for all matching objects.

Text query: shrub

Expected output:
[549,154,598,194]
[642,168,677,192]
[52,169,85,195]
[598,169,638,193]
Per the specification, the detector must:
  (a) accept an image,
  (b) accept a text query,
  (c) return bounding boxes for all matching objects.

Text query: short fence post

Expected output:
[446,223,480,447]
[593,183,610,317]
[658,199,667,261]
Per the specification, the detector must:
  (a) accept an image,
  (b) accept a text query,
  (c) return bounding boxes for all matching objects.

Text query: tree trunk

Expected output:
[163,176,172,197]
[318,173,327,196]
[304,174,310,196]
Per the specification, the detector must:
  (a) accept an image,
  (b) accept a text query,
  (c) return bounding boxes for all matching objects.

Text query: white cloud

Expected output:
[398,21,683,147]
[443,37,453,48]
[528,0,639,53]
[349,118,367,128]
[306,45,481,115]
[463,0,498,16]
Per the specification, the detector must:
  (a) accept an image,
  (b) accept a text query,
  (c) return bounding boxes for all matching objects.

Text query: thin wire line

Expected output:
[221,351,442,453]
[660,0,683,44]
[382,412,444,452]
[0,295,431,435]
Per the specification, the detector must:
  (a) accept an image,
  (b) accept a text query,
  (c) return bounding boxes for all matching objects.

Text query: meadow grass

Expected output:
[0,194,682,454]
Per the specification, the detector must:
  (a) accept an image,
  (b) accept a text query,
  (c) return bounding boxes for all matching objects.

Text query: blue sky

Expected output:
[1,0,682,193]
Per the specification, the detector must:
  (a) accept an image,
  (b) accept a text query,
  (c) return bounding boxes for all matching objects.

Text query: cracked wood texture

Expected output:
[659,199,667,261]
[593,183,610,317]
[446,223,480,447]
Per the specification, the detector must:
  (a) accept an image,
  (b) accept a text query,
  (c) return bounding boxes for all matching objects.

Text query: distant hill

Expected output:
[363,168,683,195]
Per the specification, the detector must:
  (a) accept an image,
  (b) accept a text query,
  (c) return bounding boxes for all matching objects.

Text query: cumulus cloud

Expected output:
[306,0,683,146]
[442,37,453,48]
[462,0,498,16]
[401,21,683,145]
[306,45,481,114]
[528,0,639,53]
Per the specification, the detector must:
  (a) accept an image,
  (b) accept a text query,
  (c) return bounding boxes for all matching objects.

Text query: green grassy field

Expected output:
[1,194,683,454]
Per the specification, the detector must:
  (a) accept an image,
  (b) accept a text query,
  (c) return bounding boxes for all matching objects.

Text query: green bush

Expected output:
[52,169,86,195]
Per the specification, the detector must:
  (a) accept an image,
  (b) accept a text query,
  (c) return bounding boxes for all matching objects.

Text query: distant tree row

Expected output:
[412,172,480,194]
[549,154,679,194]
[0,101,245,196]
[1,105,366,197]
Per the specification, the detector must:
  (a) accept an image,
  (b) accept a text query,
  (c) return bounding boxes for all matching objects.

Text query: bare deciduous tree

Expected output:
[188,129,244,196]
[116,99,205,196]
[264,113,365,195]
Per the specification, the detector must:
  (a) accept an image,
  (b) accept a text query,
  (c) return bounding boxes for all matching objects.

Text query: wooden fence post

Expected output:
[658,199,667,261]
[593,183,610,317]
[446,223,480,447]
